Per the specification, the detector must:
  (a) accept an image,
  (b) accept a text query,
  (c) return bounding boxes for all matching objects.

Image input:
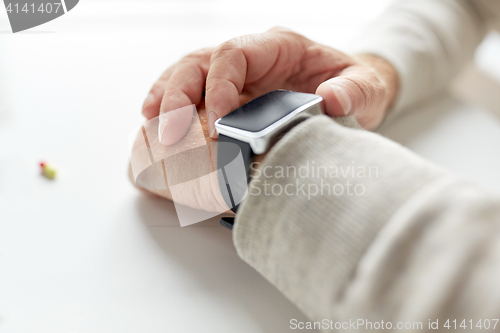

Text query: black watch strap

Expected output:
[217,134,255,229]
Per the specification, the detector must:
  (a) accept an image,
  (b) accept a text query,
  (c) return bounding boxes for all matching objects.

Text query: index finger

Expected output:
[158,48,213,145]
[205,33,283,138]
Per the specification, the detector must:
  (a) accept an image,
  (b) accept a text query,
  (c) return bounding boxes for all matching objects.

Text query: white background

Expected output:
[1,0,500,332]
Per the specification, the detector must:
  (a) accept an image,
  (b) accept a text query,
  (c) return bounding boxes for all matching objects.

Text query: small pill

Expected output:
[40,161,57,180]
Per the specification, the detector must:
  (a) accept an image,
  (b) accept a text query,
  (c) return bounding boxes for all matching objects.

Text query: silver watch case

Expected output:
[214,95,323,154]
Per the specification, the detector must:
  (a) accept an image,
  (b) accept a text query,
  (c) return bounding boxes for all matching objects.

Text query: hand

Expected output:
[129,106,234,213]
[142,27,398,146]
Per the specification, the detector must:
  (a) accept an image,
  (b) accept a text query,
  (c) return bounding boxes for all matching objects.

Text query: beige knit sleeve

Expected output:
[233,115,500,331]
[353,0,491,115]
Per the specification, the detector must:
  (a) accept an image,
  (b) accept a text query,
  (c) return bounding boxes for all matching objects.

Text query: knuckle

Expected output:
[149,82,164,96]
[180,48,213,65]
[214,39,241,55]
[180,53,198,65]
[184,49,206,61]
[267,26,292,33]
[268,26,303,40]
[213,34,256,57]
[190,47,214,57]
[160,89,185,108]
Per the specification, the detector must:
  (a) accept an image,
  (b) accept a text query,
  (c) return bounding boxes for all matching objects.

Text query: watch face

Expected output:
[217,90,320,132]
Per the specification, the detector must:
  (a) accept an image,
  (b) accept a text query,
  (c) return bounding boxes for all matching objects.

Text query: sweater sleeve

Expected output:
[233,115,500,331]
[352,0,492,115]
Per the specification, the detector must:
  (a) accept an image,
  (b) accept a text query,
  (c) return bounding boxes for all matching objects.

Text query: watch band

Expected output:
[219,216,236,230]
[217,134,255,216]
[214,90,324,230]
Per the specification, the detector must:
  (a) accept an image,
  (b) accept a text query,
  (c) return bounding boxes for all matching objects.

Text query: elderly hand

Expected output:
[142,27,398,146]
[133,28,399,212]
[129,105,232,213]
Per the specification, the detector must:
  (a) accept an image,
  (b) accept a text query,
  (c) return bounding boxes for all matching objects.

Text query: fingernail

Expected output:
[158,105,195,145]
[158,112,170,144]
[330,84,352,116]
[142,93,154,110]
[207,111,218,138]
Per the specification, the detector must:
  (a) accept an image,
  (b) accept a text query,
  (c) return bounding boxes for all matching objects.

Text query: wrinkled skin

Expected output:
[129,106,232,213]
[132,28,398,210]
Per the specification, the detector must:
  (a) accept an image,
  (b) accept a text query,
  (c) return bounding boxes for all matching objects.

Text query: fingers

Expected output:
[205,33,287,138]
[158,49,213,145]
[316,66,389,129]
[204,39,249,138]
[316,54,398,129]
[142,67,173,120]
[142,48,213,146]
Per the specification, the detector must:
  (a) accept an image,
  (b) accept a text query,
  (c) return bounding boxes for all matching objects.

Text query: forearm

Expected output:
[342,178,500,330]
[235,115,500,330]
[233,115,447,322]
[353,0,487,114]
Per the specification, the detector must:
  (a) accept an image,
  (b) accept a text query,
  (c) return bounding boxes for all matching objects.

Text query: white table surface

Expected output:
[1,1,500,332]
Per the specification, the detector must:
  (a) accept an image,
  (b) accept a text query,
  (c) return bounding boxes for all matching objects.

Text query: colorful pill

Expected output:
[40,161,57,180]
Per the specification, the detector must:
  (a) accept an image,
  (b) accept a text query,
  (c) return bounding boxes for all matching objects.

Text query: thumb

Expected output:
[315,68,389,129]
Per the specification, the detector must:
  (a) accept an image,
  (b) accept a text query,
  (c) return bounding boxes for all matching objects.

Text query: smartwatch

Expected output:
[214,90,323,229]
